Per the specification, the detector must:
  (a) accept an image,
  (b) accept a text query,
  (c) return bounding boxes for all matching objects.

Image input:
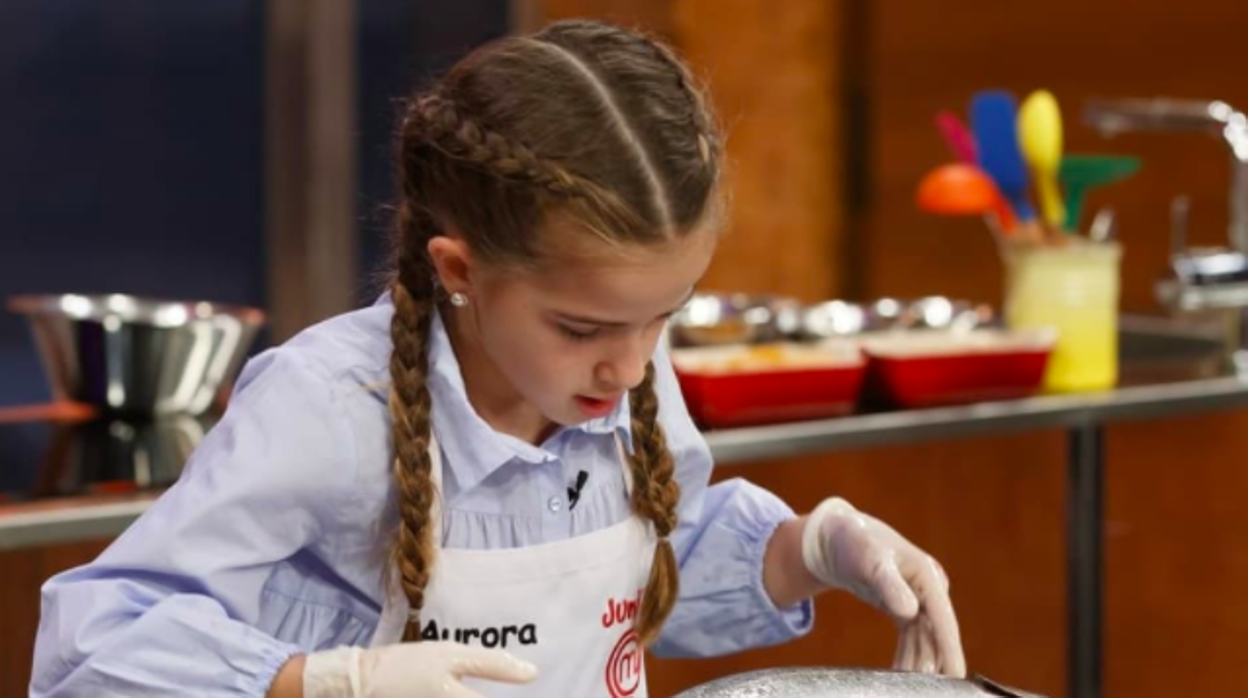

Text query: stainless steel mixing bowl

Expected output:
[9,294,265,417]
[668,292,803,347]
[799,297,997,340]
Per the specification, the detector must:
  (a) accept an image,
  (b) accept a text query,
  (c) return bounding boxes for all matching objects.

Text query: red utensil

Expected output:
[0,401,97,425]
[936,110,978,164]
[917,163,1018,232]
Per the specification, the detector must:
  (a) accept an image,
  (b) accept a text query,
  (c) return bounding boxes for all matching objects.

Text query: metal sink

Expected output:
[1118,314,1228,384]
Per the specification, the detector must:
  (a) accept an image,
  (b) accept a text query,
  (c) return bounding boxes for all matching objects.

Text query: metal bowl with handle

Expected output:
[669,292,803,347]
[799,297,997,341]
[671,294,996,347]
[672,668,1046,698]
[8,294,265,417]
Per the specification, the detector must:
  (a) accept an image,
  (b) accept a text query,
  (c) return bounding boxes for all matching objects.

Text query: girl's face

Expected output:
[442,220,718,429]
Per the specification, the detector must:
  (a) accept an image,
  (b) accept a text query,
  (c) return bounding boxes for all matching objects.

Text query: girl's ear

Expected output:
[426,233,476,297]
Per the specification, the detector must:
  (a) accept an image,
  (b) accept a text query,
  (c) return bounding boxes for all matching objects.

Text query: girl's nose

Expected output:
[595,336,648,392]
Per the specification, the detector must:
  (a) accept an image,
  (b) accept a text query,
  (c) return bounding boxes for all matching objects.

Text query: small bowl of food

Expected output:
[671,341,866,428]
[859,328,1056,409]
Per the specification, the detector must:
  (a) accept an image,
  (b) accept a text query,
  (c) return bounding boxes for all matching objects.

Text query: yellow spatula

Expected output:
[1018,90,1066,231]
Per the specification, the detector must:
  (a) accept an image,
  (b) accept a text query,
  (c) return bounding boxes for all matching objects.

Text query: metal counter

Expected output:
[0,495,157,553]
[707,372,1248,464]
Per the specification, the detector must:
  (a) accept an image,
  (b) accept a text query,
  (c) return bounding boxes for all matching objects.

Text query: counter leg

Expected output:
[1068,423,1104,698]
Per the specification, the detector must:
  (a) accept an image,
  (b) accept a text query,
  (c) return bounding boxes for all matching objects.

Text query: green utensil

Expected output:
[1059,155,1142,231]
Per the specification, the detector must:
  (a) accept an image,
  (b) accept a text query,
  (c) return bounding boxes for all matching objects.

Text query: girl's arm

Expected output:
[267,656,305,698]
[761,516,824,607]
[31,349,353,697]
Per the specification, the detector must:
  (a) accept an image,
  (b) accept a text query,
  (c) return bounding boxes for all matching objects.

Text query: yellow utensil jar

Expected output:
[1003,241,1123,392]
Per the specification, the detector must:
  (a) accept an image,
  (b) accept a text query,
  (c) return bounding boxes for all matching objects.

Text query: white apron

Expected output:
[369,435,657,698]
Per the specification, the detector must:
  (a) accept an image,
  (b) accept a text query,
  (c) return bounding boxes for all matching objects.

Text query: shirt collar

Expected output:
[574,394,634,454]
[421,305,634,495]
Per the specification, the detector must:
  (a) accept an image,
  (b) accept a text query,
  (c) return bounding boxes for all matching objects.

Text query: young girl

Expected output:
[31,19,964,698]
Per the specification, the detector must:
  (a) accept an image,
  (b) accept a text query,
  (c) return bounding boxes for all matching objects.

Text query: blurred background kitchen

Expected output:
[4,1,1248,696]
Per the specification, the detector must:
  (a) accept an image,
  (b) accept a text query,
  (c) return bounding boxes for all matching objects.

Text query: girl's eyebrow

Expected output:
[554,287,697,327]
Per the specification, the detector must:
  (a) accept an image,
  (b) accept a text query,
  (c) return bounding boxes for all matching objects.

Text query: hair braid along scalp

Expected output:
[386,18,720,645]
[642,40,721,166]
[402,90,649,247]
[532,20,723,228]
[407,93,585,199]
[524,38,675,234]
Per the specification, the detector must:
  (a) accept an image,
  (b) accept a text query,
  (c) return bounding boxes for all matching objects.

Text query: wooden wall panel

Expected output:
[1,540,111,697]
[673,0,844,300]
[538,1,847,301]
[537,0,673,35]
[266,0,359,341]
[1103,414,1248,697]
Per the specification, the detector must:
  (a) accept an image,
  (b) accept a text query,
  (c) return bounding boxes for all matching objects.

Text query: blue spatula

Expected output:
[971,91,1036,223]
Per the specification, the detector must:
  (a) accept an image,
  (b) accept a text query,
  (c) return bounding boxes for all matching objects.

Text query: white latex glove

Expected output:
[801,497,966,678]
[303,642,538,698]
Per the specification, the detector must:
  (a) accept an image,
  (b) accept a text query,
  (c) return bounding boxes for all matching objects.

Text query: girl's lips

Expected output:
[575,394,620,417]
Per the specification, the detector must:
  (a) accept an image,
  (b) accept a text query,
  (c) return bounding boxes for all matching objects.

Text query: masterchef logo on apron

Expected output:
[602,589,645,698]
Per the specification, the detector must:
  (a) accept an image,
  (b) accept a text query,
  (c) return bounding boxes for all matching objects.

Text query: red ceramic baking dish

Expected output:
[860,329,1056,409]
[671,342,866,428]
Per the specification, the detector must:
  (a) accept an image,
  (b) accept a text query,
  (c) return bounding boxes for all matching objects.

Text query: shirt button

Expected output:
[547,496,563,513]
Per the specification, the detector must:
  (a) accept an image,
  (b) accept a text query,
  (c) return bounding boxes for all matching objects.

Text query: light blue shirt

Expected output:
[30,297,813,697]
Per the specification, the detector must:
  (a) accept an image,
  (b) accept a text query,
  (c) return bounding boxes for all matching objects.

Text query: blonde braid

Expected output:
[627,363,682,646]
[387,199,440,642]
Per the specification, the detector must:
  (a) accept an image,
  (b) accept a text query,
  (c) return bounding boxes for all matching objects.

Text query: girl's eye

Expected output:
[559,324,600,342]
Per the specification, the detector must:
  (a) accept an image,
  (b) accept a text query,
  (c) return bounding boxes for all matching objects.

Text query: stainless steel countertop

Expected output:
[707,373,1248,464]
[5,316,1246,551]
[0,494,158,552]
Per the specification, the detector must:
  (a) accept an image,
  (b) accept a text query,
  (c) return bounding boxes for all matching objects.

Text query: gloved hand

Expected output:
[303,641,538,698]
[801,497,966,678]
